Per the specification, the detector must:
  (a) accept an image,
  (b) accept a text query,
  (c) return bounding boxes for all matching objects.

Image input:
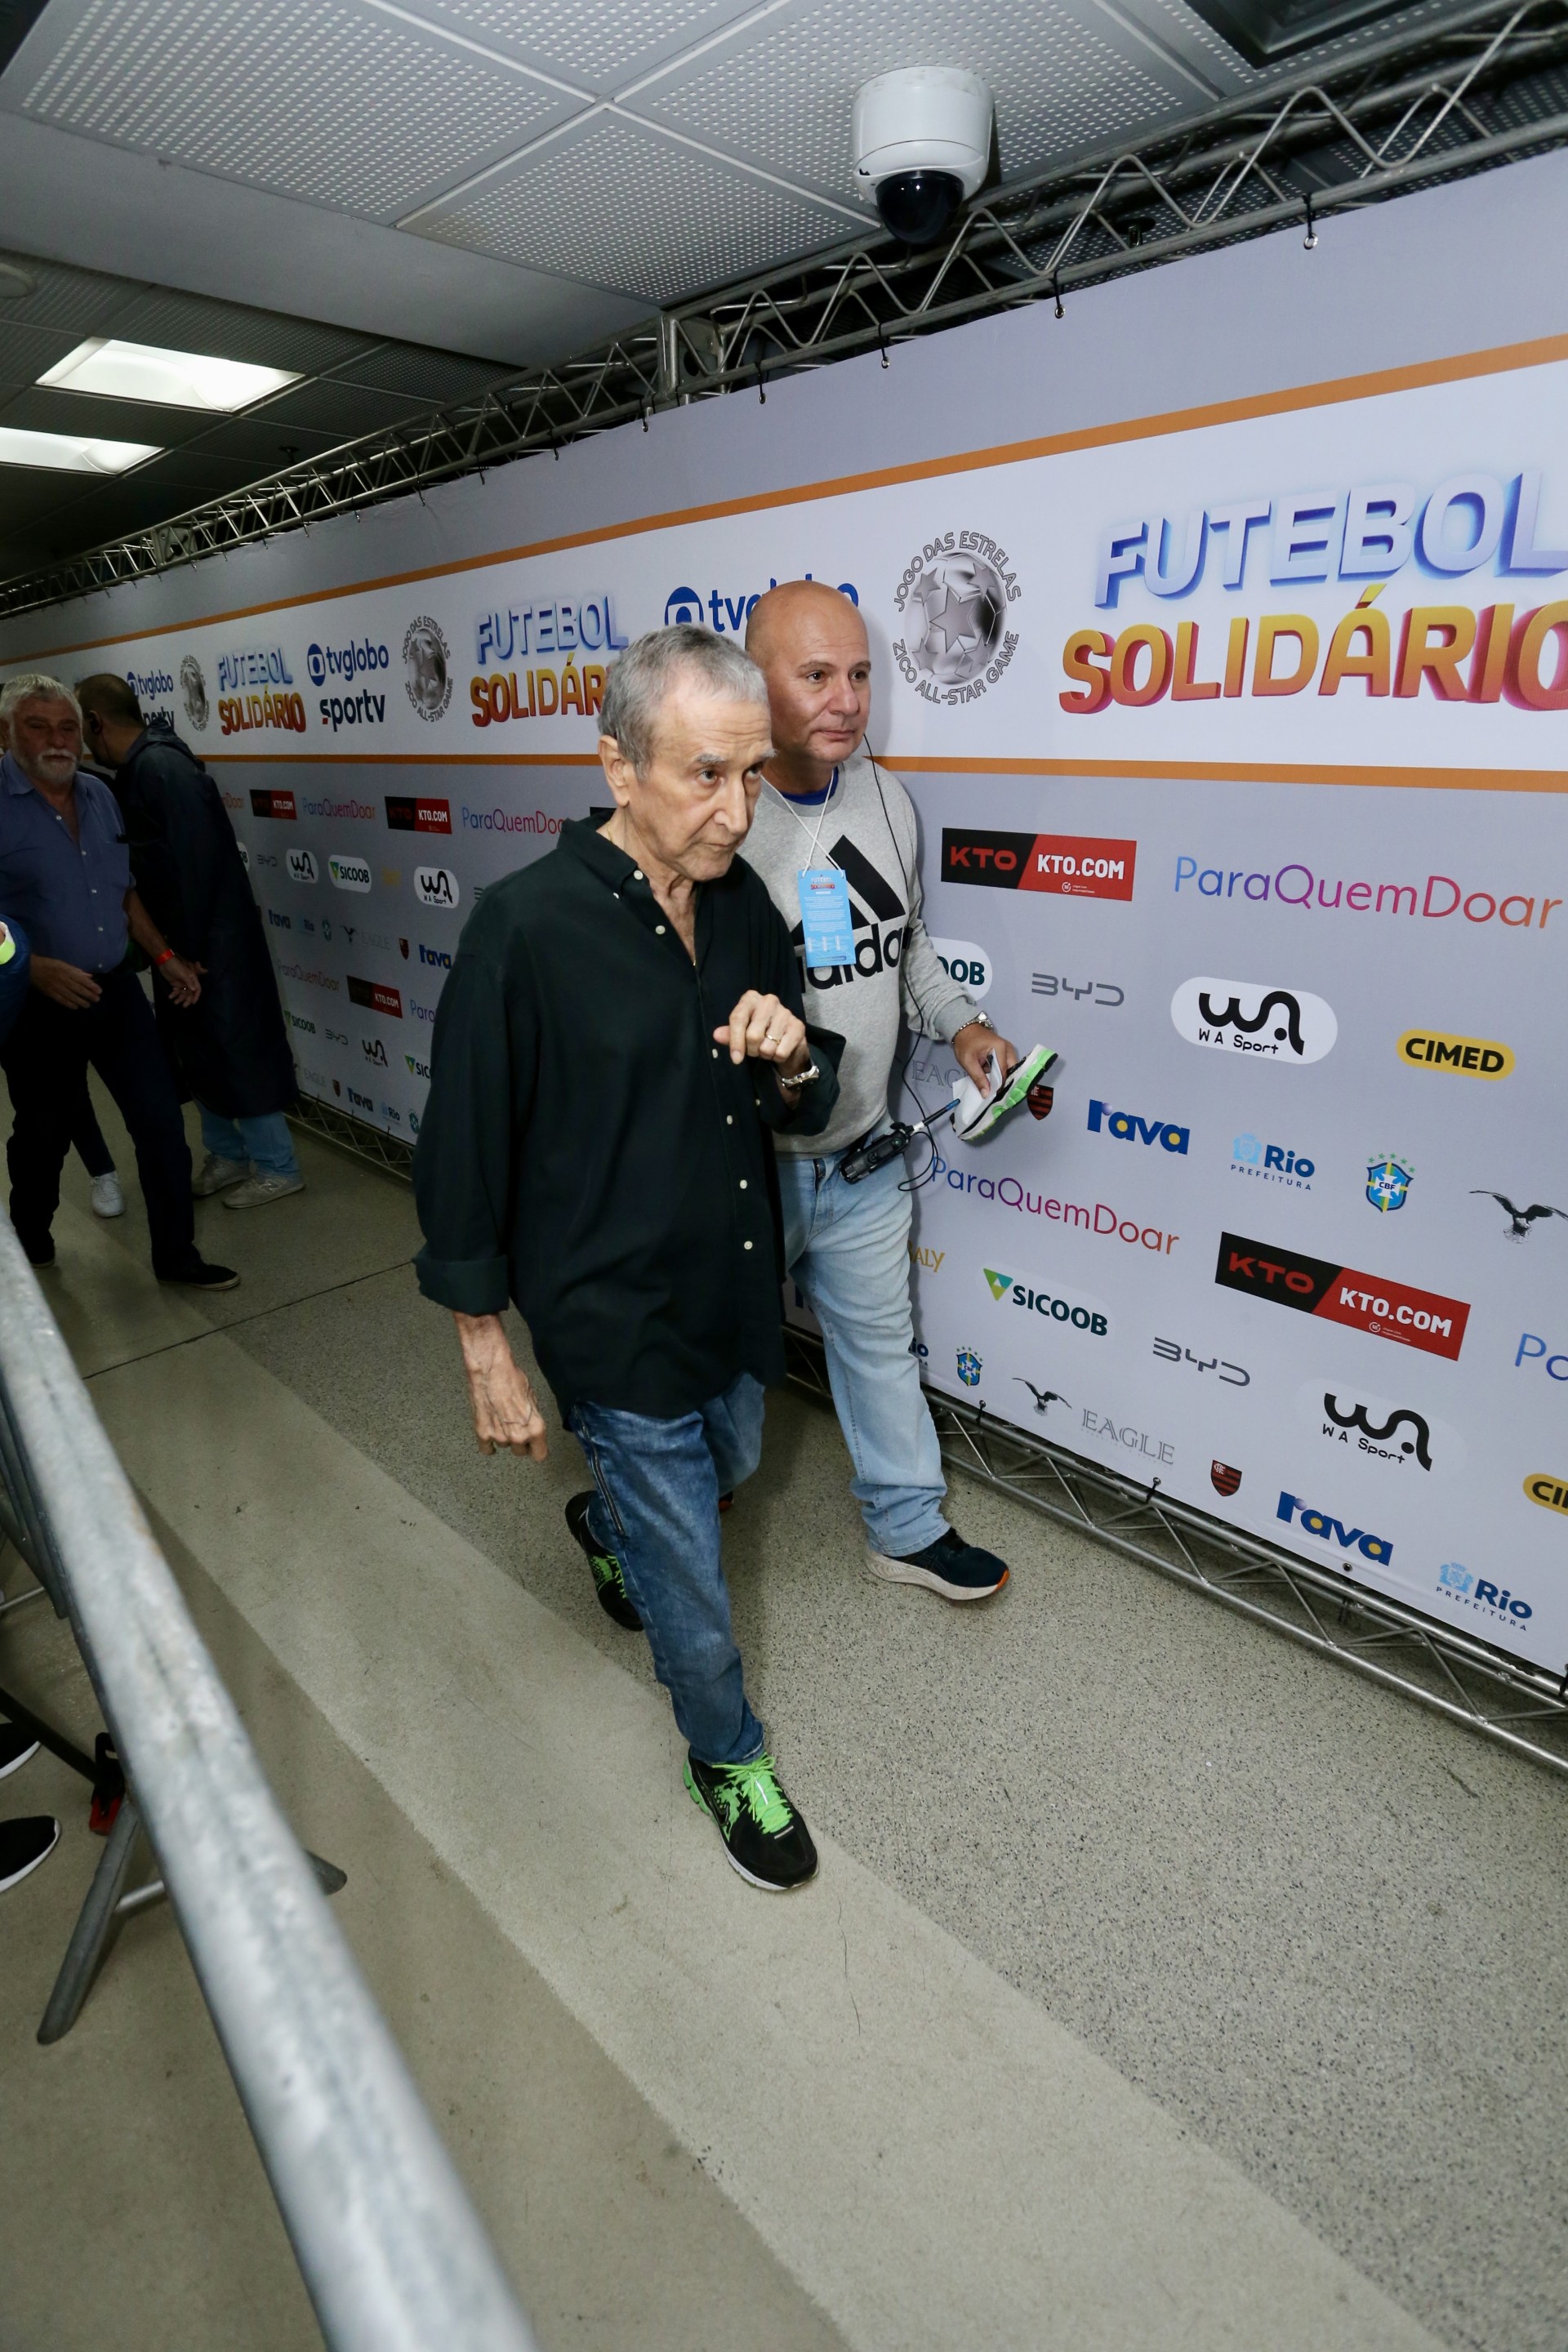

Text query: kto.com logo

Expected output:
[306,638,390,688]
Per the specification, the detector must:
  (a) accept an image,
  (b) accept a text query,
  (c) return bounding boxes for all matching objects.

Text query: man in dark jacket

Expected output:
[77,675,302,1211]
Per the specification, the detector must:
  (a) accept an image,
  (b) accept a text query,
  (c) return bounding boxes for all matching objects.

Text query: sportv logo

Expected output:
[1087,1098,1188,1153]
[1172,977,1336,1062]
[1276,1492,1393,1565]
[983,1265,1110,1335]
[942,830,1136,902]
[1216,1231,1469,1360]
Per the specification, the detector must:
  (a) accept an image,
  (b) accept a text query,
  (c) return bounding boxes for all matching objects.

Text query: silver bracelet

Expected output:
[778,1060,820,1090]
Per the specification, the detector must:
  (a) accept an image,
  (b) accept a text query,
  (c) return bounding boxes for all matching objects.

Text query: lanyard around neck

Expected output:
[768,765,840,871]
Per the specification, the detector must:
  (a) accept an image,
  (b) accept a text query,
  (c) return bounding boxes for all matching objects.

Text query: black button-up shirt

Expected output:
[413,819,841,1418]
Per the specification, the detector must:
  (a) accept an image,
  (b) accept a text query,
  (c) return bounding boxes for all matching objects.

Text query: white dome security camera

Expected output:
[853,68,993,247]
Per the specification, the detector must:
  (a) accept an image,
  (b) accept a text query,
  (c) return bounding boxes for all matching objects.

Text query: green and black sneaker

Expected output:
[565,1491,641,1631]
[684,1752,818,1891]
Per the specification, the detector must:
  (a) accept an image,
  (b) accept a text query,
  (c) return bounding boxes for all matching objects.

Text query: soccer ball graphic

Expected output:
[907,555,1005,685]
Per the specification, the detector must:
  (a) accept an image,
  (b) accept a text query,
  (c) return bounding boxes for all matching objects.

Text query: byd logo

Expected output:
[1087,1098,1188,1153]
[1172,978,1336,1062]
[1276,1492,1392,1566]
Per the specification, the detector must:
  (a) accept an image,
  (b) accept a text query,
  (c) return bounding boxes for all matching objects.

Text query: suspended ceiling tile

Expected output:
[325,344,516,403]
[402,0,775,95]
[179,416,345,466]
[0,319,86,389]
[0,245,141,333]
[414,112,858,305]
[637,0,1207,202]
[16,0,582,222]
[257,379,435,437]
[109,286,368,374]
[0,383,209,443]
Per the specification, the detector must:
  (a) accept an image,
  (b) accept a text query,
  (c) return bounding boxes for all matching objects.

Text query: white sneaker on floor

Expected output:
[89,1171,125,1218]
[221,1171,305,1210]
[193,1153,249,1197]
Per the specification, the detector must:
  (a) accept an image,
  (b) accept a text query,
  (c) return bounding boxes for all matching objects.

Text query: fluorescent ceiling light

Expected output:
[0,426,160,474]
[36,338,300,412]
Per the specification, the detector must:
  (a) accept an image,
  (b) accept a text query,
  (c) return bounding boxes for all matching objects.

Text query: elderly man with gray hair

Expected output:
[414,626,841,1891]
[0,673,235,1290]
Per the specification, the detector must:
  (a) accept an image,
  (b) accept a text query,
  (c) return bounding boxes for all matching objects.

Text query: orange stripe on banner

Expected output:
[15,332,1568,663]
[206,751,603,766]
[885,757,1568,792]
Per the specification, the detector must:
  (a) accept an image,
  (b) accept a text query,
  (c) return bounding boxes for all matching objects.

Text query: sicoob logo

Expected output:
[1172,978,1336,1062]
[1216,1232,1468,1360]
[942,831,1135,902]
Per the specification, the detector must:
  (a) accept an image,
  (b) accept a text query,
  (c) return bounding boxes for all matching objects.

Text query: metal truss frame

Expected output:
[783,1329,1568,1780]
[5,0,1568,618]
[270,1112,1568,1780]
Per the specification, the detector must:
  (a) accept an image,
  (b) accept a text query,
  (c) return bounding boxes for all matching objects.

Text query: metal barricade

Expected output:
[0,1215,539,2352]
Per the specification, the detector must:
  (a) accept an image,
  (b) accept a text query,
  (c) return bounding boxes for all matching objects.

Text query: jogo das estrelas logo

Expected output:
[1215,1232,1469,1360]
[1172,977,1337,1062]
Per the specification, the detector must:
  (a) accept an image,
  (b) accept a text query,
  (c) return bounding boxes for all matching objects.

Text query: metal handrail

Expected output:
[0,1214,539,2351]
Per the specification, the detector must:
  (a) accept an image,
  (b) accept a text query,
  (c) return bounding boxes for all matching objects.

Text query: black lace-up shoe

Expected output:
[0,1815,59,1892]
[684,1752,817,1891]
[565,1491,641,1630]
[868,1527,1009,1601]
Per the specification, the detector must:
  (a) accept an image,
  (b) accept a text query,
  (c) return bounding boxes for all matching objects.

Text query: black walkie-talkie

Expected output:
[840,1100,959,1183]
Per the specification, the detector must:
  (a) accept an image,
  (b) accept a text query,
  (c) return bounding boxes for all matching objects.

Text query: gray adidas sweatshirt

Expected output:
[740,751,977,1155]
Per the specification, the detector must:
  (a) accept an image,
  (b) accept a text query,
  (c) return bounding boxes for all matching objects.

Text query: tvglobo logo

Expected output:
[1086,1098,1188,1153]
[306,636,388,685]
[1172,977,1336,1062]
[413,866,459,910]
[1276,1491,1392,1565]
[665,576,859,633]
[329,856,372,893]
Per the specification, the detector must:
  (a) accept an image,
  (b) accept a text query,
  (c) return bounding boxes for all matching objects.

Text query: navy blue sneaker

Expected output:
[868,1528,1009,1601]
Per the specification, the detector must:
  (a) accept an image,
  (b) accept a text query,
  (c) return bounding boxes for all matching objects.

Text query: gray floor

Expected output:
[2,1090,1565,2351]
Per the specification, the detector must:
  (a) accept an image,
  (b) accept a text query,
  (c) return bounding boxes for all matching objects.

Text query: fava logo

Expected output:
[1277,1492,1392,1565]
[1398,1029,1514,1078]
[1087,1098,1188,1152]
[1173,978,1336,1062]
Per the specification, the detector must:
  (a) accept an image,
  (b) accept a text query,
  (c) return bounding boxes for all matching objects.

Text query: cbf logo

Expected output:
[664,576,859,634]
[956,1347,982,1387]
[1366,1153,1414,1214]
[892,530,1020,705]
[1171,977,1337,1064]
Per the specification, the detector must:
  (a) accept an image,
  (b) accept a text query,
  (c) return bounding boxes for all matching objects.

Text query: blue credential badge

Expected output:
[797,866,854,966]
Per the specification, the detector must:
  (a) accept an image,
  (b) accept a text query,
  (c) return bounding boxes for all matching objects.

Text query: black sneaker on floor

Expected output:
[564,1491,641,1630]
[868,1527,1009,1602]
[0,1722,40,1782]
[0,1815,60,1892]
[16,1231,55,1268]
[158,1257,241,1292]
[684,1752,817,1891]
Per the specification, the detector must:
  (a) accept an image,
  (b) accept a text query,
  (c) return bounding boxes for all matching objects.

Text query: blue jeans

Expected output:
[568,1373,766,1766]
[199,1104,299,1179]
[778,1141,948,1558]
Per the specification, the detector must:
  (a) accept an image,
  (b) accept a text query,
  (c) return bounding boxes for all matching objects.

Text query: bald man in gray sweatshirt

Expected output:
[742,580,1016,1601]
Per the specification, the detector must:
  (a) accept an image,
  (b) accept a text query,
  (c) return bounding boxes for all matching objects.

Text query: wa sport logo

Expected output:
[1323,1395,1432,1469]
[1171,977,1336,1063]
[413,866,459,911]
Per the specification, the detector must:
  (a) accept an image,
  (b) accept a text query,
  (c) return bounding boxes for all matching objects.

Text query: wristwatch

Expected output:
[779,1060,820,1089]
[960,1009,996,1032]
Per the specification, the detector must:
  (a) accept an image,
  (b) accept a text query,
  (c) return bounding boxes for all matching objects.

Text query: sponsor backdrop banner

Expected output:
[4,172,1566,1673]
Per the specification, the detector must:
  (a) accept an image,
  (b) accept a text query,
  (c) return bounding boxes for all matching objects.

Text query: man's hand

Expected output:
[453,1311,549,1460]
[714,991,809,1080]
[29,956,100,1010]
[952,1020,1019,1097]
[158,952,203,1008]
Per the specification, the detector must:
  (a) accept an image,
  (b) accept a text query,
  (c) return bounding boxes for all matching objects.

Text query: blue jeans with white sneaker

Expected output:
[777,1139,948,1560]
[198,1105,299,1179]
